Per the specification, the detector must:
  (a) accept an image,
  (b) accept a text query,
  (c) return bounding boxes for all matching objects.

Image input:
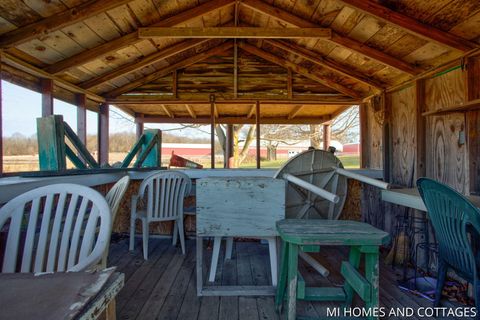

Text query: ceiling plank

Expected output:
[44,0,235,74]
[239,42,362,98]
[241,0,422,75]
[138,27,331,39]
[339,0,477,52]
[80,38,209,89]
[288,105,303,119]
[139,115,332,125]
[0,0,132,49]
[264,39,384,90]
[105,41,234,98]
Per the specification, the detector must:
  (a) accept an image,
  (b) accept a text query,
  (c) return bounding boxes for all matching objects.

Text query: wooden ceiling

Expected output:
[0,0,478,123]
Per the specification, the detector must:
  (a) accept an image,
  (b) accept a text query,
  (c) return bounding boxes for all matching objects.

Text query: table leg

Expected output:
[275,240,289,312]
[286,243,298,320]
[343,246,361,307]
[365,248,380,320]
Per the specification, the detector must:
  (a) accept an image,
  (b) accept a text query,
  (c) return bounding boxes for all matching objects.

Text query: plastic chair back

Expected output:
[0,184,111,273]
[417,178,480,280]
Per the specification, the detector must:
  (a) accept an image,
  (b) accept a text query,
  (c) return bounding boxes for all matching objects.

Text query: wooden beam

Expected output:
[234,40,238,98]
[288,105,303,119]
[226,124,234,168]
[359,103,368,168]
[287,68,293,99]
[0,0,132,49]
[41,78,54,117]
[185,104,197,118]
[76,93,87,145]
[265,39,384,90]
[172,70,178,99]
[1,52,105,103]
[415,80,426,178]
[210,95,215,169]
[323,122,331,150]
[239,42,362,98]
[339,0,476,52]
[0,61,3,175]
[44,0,235,74]
[98,103,109,165]
[108,97,360,105]
[161,104,174,118]
[106,41,234,98]
[135,113,144,140]
[241,0,422,75]
[256,100,261,169]
[80,39,208,89]
[140,115,332,125]
[139,27,331,39]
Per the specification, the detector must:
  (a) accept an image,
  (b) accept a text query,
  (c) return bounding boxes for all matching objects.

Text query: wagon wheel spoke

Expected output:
[290,183,308,201]
[316,170,336,189]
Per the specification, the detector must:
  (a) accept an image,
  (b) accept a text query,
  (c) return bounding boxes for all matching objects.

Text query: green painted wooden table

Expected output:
[275,219,390,320]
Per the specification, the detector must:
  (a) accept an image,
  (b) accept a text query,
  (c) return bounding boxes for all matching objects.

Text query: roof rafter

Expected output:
[105,41,234,98]
[339,0,477,52]
[44,0,235,74]
[264,39,384,90]
[161,105,174,118]
[241,0,422,75]
[288,105,304,119]
[80,38,209,89]
[239,42,362,98]
[0,0,132,49]
[138,27,331,39]
[185,104,197,118]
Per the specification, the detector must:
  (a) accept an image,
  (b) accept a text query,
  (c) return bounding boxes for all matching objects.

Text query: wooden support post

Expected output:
[210,94,215,169]
[323,122,331,151]
[0,62,3,175]
[359,103,368,168]
[287,68,293,99]
[41,78,54,117]
[172,70,178,99]
[256,100,261,169]
[234,40,238,98]
[382,93,391,183]
[136,113,144,140]
[98,103,109,165]
[466,57,480,194]
[226,124,234,168]
[76,94,87,145]
[415,80,426,179]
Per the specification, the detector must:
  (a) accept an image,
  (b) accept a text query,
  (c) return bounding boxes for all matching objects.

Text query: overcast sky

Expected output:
[1,80,210,138]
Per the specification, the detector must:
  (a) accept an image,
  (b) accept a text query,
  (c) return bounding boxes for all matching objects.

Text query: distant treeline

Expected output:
[3,131,210,156]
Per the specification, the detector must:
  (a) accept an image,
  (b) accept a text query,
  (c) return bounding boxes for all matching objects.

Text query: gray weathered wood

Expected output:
[196,177,286,237]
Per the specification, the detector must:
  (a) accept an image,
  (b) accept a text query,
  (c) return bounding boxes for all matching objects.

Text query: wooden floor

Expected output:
[107,237,442,320]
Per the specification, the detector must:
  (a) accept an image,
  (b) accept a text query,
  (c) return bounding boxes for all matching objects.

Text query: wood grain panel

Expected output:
[365,100,383,169]
[424,67,466,112]
[389,85,416,186]
[422,67,468,193]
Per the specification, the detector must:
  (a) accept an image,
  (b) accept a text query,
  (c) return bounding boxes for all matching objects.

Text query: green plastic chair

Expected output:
[417,178,480,310]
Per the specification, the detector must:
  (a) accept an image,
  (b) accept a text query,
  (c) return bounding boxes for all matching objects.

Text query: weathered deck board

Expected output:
[107,238,455,320]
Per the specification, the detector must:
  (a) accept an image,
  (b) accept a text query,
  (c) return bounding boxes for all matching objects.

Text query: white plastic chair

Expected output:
[129,171,191,259]
[101,175,130,268]
[0,184,111,273]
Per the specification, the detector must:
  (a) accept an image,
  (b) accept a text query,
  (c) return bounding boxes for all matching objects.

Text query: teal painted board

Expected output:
[142,129,161,168]
[276,219,390,246]
[196,177,286,237]
[37,115,66,171]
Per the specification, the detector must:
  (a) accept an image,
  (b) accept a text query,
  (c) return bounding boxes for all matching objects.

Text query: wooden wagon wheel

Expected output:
[274,149,348,221]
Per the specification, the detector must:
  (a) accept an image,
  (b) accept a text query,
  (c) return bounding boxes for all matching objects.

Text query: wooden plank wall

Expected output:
[424,68,468,194]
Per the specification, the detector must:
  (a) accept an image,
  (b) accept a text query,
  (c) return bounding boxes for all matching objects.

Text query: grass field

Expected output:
[3,153,360,173]
[239,155,360,169]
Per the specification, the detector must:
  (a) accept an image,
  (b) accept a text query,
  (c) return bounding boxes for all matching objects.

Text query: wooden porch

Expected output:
[109,237,440,320]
